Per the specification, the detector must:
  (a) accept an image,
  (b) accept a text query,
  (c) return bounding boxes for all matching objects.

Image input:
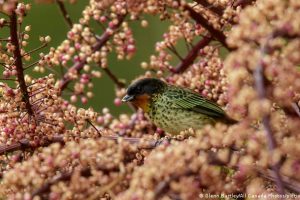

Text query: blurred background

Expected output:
[16,0,172,116]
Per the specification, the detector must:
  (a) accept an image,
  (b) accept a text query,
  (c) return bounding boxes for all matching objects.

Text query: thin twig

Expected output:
[22,43,47,57]
[101,67,125,88]
[0,38,11,41]
[171,35,212,73]
[24,60,39,70]
[167,44,184,61]
[0,78,17,81]
[56,0,73,28]
[86,119,102,137]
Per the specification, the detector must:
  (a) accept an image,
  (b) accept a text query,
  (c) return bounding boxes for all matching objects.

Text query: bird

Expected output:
[122,78,236,135]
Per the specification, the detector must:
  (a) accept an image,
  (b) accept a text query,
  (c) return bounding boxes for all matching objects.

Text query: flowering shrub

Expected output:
[0,0,300,199]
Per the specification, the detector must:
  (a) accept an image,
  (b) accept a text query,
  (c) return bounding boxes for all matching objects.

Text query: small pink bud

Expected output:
[81,96,88,104]
[97,116,104,124]
[11,70,17,76]
[67,31,75,39]
[46,156,54,166]
[3,70,10,78]
[126,44,136,53]
[108,21,115,28]
[156,128,164,135]
[114,98,122,106]
[75,43,81,50]
[6,88,15,96]
[70,95,77,103]
[100,16,107,23]
[202,90,208,96]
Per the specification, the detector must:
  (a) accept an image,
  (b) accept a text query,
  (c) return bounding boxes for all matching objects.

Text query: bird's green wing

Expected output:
[166,87,226,118]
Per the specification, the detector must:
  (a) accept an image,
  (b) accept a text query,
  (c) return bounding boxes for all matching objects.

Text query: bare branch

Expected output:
[0,135,64,155]
[56,0,73,28]
[10,11,35,116]
[32,167,92,197]
[59,15,126,91]
[256,167,300,194]
[0,132,168,155]
[171,36,212,73]
[184,5,234,51]
[253,31,285,196]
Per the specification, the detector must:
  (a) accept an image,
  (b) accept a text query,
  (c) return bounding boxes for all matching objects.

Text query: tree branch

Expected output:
[256,167,300,194]
[184,5,234,51]
[10,11,35,116]
[171,35,212,73]
[59,15,126,91]
[0,133,169,155]
[56,0,73,28]
[254,31,286,196]
[32,167,92,197]
[0,135,64,155]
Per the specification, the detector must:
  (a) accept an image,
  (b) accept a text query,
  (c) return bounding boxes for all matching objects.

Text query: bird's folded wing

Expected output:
[168,88,226,118]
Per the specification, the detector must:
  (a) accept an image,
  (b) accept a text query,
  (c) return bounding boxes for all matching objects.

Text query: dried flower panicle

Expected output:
[118,124,253,200]
[0,138,141,200]
[38,0,131,104]
[1,0,300,199]
[224,0,300,194]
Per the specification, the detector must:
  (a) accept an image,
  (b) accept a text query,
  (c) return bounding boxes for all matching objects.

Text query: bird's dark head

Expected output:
[122,78,166,111]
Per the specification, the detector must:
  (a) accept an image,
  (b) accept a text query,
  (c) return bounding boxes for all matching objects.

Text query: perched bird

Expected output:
[122,78,236,135]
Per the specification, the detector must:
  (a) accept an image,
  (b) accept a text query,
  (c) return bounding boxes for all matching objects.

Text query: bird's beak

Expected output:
[122,94,135,102]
